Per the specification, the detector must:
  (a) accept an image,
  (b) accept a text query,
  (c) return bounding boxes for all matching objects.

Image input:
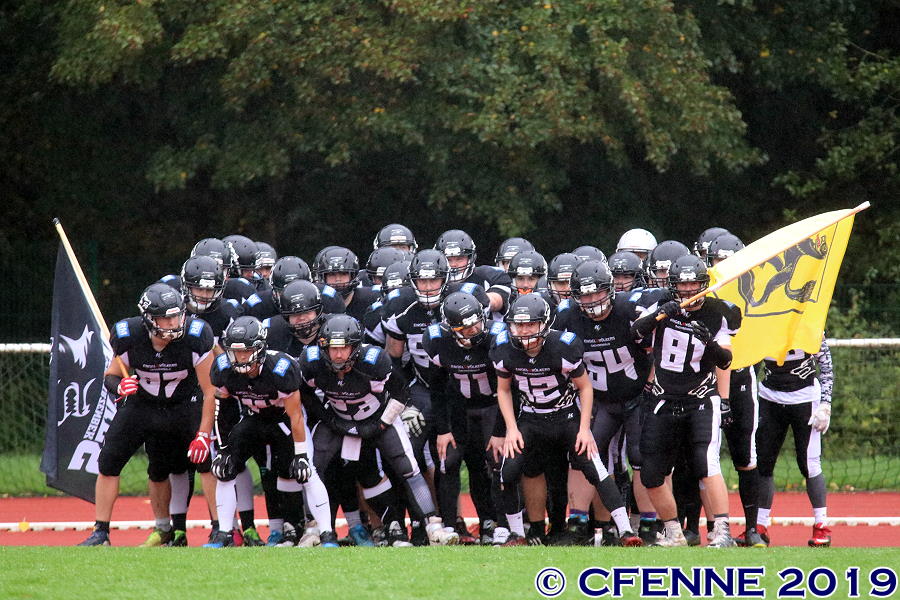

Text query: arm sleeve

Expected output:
[815,337,834,403]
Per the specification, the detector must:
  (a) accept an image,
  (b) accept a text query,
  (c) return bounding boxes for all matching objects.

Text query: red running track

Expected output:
[1,492,898,547]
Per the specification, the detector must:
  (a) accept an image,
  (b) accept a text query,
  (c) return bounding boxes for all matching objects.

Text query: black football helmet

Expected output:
[435,229,477,282]
[366,247,408,285]
[668,255,711,308]
[504,293,554,351]
[646,240,691,288]
[280,280,325,340]
[382,260,411,294]
[409,249,450,308]
[571,260,615,319]
[693,227,730,260]
[572,245,607,265]
[608,251,645,292]
[222,316,268,374]
[706,233,744,266]
[138,282,187,340]
[271,256,312,311]
[441,291,488,348]
[318,314,363,371]
[181,255,226,313]
[255,241,278,273]
[547,252,580,302]
[191,238,230,269]
[316,246,360,298]
[494,237,535,269]
[507,250,547,295]
[373,224,418,253]
[223,234,257,277]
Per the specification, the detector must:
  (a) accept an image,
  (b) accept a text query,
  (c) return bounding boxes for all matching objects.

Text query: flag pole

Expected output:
[656,201,871,320]
[52,218,130,377]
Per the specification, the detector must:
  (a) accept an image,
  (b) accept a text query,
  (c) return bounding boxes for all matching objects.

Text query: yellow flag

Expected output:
[709,203,868,368]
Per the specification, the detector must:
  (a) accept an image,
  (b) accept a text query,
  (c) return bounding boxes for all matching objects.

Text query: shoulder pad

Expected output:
[461,282,477,294]
[387,289,401,300]
[427,324,442,339]
[227,298,240,308]
[490,321,506,335]
[262,318,271,328]
[370,301,383,310]
[115,320,130,338]
[372,284,382,294]
[321,285,337,298]
[188,320,205,337]
[362,346,381,365]
[560,331,576,345]
[495,330,509,345]
[306,346,320,361]
[628,291,642,303]
[273,357,291,376]
[161,274,177,282]
[557,299,572,311]
[245,294,261,307]
[216,353,231,371]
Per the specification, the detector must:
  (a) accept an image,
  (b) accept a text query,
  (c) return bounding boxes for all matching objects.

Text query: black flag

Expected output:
[41,243,116,502]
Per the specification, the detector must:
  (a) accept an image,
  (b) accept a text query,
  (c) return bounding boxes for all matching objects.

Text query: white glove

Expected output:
[808,402,831,434]
[401,406,425,437]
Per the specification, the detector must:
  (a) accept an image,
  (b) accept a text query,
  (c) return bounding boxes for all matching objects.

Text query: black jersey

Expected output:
[189,298,242,347]
[423,320,506,407]
[111,316,214,404]
[762,350,818,392]
[555,295,651,402]
[243,283,344,321]
[211,350,300,416]
[158,273,182,290]
[261,315,308,359]
[637,297,737,397]
[344,284,382,321]
[490,329,585,414]
[464,265,512,302]
[298,343,395,422]
[362,298,388,346]
[223,277,255,303]
[382,281,490,384]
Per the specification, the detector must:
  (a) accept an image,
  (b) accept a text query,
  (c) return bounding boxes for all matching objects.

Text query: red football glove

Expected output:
[187,432,211,464]
[116,376,139,402]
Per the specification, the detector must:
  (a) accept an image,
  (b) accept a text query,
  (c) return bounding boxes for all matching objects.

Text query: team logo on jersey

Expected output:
[216,353,230,371]
[363,347,381,365]
[227,299,240,308]
[387,289,401,300]
[306,346,320,361]
[322,285,337,297]
[371,301,383,311]
[273,357,290,376]
[495,330,508,345]
[629,292,642,303]
[161,274,177,282]
[461,282,477,294]
[427,324,442,339]
[490,321,506,335]
[560,331,576,345]
[188,320,205,337]
[115,320,130,338]
[246,294,261,307]
[558,299,571,311]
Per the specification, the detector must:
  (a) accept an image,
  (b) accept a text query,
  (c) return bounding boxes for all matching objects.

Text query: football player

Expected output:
[434,229,512,314]
[494,237,535,272]
[616,228,658,263]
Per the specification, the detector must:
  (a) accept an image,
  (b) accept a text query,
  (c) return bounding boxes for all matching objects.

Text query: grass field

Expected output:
[1,546,898,599]
[4,452,899,497]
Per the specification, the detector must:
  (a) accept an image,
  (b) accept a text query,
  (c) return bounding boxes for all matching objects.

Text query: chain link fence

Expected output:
[0,340,898,496]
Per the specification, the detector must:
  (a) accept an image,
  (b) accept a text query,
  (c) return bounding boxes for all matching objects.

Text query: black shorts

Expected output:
[592,395,644,470]
[98,397,196,481]
[639,394,723,489]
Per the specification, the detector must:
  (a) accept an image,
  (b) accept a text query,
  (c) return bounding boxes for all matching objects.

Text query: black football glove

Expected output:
[720,398,734,429]
[289,454,312,484]
[691,321,712,345]
[658,300,682,319]
[211,452,237,482]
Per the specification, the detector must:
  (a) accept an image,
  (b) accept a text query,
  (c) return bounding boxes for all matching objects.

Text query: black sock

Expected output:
[172,513,187,532]
[529,520,545,536]
[282,491,303,529]
[239,510,255,531]
[95,521,110,532]
[738,469,760,530]
[210,519,219,531]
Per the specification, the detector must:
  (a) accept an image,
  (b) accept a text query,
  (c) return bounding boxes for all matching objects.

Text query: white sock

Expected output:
[235,468,254,511]
[813,507,827,524]
[757,508,771,527]
[269,518,284,535]
[345,510,362,528]
[506,511,525,536]
[215,479,237,532]
[610,507,632,535]
[303,471,334,533]
[168,472,190,515]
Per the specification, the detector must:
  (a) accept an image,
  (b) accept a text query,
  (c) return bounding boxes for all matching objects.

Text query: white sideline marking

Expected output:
[3,516,900,532]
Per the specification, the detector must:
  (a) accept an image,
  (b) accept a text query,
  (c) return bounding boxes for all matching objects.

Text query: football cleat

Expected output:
[320,530,340,548]
[653,526,688,547]
[707,521,737,548]
[491,526,511,546]
[455,517,478,545]
[501,532,528,546]
[371,526,388,547]
[743,528,768,548]
[387,521,413,547]
[276,522,298,547]
[638,519,658,545]
[297,523,321,548]
[207,528,220,545]
[425,518,459,546]
[165,530,188,547]
[231,528,244,547]
[808,523,831,548]
[683,529,701,547]
[77,528,110,546]
[756,524,771,545]
[242,527,264,547]
[409,521,429,547]
[618,531,644,547]
[266,529,284,546]
[349,524,376,547]
[140,528,173,547]
[526,527,548,546]
[203,529,234,548]
[479,519,496,546]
